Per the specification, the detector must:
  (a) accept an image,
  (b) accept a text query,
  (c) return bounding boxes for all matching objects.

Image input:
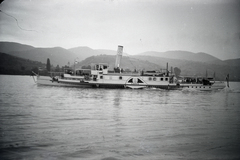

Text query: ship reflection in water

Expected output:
[0,75,239,160]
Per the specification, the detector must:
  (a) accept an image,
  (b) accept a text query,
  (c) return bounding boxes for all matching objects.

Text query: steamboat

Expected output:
[33,45,227,90]
[33,45,180,89]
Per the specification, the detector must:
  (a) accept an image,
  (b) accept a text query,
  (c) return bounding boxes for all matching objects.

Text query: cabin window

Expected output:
[160,78,163,81]
[93,75,97,81]
[100,76,103,79]
[153,77,156,81]
[119,76,122,80]
[149,77,152,81]
[165,78,168,81]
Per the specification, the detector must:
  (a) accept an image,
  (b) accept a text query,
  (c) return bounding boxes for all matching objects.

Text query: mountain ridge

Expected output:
[138,50,221,63]
[7,47,76,67]
[0,41,239,81]
[1,41,238,62]
[0,41,35,53]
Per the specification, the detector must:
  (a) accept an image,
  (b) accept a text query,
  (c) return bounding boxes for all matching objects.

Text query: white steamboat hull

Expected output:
[35,75,225,91]
[35,75,180,89]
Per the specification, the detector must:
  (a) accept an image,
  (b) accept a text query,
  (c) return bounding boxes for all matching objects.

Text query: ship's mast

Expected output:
[166,62,169,76]
[115,45,123,69]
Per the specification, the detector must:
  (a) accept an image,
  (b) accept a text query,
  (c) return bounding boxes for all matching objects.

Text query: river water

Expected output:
[0,75,240,160]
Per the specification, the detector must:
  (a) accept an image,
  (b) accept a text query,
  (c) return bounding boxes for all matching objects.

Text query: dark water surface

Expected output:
[0,75,240,160]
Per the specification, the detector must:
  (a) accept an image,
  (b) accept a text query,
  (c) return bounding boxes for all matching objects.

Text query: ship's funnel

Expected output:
[115,45,123,68]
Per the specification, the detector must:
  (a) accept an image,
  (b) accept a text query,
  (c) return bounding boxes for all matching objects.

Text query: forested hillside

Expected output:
[0,53,45,75]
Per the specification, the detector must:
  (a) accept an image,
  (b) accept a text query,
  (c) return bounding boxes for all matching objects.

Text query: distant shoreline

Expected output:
[1,74,238,82]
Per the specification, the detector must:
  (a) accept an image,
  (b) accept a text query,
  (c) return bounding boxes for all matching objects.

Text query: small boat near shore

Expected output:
[32,45,180,90]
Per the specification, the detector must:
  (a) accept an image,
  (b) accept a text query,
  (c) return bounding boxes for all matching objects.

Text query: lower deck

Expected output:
[36,75,180,90]
[180,82,226,90]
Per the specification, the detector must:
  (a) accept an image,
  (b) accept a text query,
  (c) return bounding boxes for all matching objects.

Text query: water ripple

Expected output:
[0,75,240,159]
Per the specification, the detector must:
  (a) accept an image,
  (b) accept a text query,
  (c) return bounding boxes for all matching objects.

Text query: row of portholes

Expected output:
[99,76,122,80]
[188,86,211,88]
[148,77,168,81]
[99,76,169,81]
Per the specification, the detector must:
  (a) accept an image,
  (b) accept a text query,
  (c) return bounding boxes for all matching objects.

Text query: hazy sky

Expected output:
[0,0,239,60]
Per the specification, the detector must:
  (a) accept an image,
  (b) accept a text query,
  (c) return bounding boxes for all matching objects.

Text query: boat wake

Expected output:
[144,87,165,91]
